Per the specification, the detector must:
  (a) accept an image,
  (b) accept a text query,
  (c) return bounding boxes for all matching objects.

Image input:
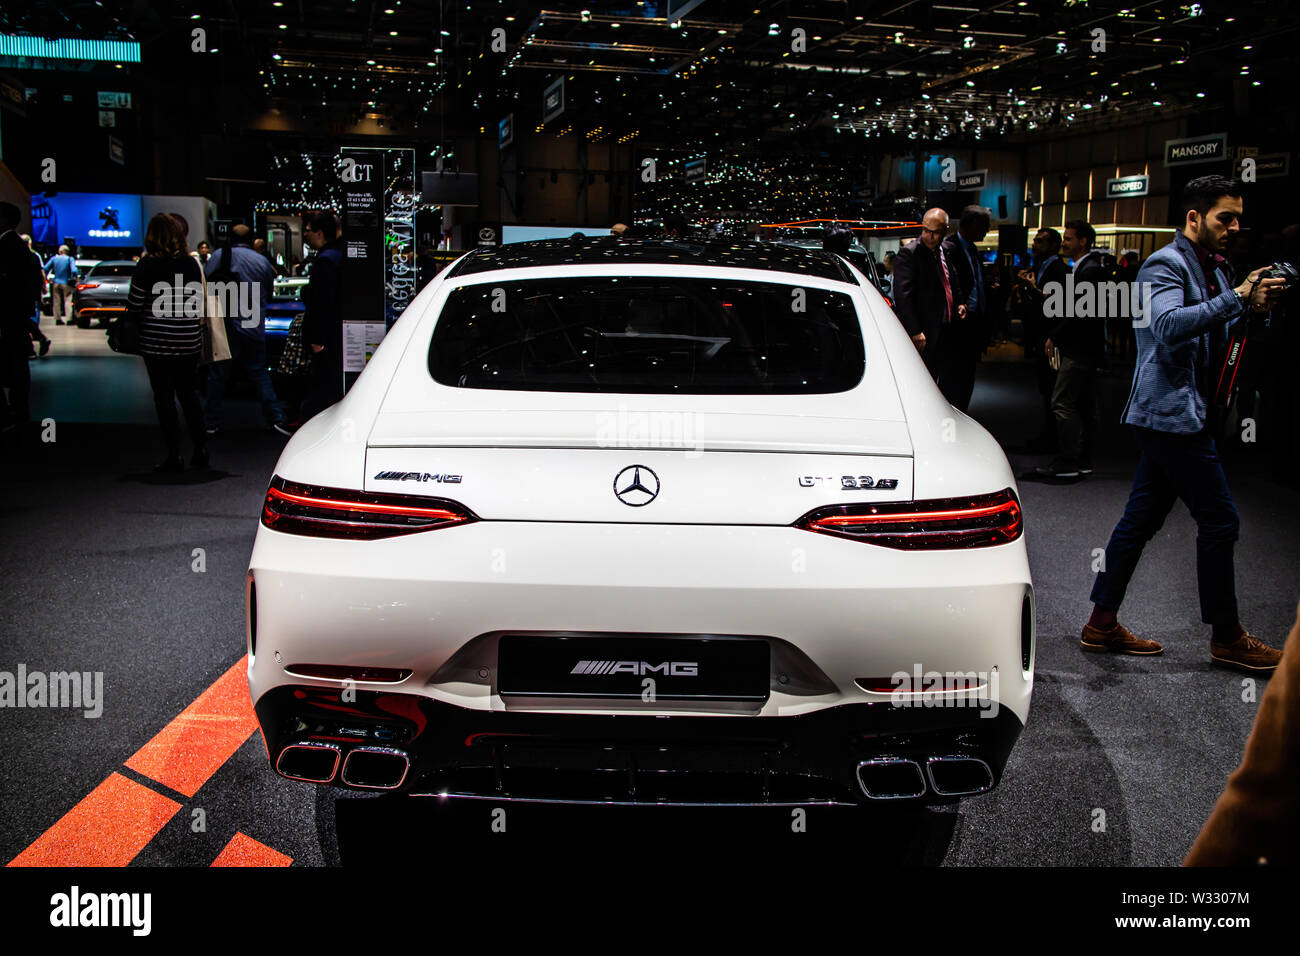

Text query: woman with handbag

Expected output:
[126,213,209,472]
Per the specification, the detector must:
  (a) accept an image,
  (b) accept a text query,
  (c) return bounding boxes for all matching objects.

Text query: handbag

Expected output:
[105,312,141,354]
[277,312,313,374]
[197,257,233,365]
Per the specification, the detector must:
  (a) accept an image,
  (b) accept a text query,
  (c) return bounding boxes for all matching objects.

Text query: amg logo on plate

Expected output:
[571,660,699,676]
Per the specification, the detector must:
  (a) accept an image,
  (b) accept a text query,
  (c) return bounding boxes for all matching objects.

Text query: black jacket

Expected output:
[1050,251,1108,366]
[0,230,42,327]
[891,238,966,342]
[302,238,345,351]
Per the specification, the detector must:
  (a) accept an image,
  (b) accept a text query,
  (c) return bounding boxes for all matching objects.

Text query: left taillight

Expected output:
[261,476,477,540]
[794,488,1022,550]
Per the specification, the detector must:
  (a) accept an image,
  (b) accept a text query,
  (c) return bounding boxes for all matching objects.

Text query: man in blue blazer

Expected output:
[1082,175,1286,671]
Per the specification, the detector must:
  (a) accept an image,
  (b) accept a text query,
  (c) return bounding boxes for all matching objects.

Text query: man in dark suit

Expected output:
[0,201,43,431]
[892,207,968,405]
[941,205,992,412]
[1015,228,1068,451]
[1082,176,1286,670]
[1036,219,1108,478]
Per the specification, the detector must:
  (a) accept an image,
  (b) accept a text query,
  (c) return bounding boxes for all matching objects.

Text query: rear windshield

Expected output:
[428,277,864,394]
[88,264,135,278]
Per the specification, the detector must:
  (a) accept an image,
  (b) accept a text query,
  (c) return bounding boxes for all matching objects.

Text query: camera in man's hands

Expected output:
[1257,260,1300,288]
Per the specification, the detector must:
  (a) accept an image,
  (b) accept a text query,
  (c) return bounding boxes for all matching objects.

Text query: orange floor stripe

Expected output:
[211,832,293,868]
[7,772,181,867]
[124,655,259,798]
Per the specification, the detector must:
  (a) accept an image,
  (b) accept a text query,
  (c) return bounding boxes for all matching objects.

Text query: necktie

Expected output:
[937,248,954,321]
[968,243,983,314]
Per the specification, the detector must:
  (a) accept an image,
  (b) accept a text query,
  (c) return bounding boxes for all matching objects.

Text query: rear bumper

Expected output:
[248,519,1033,804]
[253,684,1023,805]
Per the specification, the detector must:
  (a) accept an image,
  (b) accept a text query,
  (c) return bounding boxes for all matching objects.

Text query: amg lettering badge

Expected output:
[372,471,463,483]
[571,660,699,677]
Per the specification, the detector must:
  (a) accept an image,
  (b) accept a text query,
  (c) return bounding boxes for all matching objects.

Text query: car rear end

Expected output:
[247,253,1033,806]
[73,261,134,328]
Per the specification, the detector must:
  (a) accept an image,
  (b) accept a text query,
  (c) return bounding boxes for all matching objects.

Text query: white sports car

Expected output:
[247,238,1033,805]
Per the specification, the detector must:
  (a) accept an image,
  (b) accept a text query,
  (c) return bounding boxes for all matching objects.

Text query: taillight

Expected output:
[261,476,476,539]
[76,282,100,291]
[794,488,1022,550]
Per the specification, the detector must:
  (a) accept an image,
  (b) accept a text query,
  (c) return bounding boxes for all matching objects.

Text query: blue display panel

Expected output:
[31,193,144,249]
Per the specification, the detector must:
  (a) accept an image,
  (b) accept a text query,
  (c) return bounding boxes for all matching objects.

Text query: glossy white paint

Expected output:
[249,258,1033,727]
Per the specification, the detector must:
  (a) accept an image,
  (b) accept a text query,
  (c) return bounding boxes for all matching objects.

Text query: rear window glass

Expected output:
[88,263,135,277]
[428,277,864,394]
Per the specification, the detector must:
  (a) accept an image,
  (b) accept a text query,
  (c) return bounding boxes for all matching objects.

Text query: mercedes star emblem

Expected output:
[613,465,660,507]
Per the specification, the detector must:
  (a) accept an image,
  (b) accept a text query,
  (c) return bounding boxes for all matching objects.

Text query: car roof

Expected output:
[91,260,137,267]
[445,236,859,284]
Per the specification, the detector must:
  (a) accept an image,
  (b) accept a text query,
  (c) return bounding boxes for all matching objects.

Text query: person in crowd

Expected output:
[196,241,212,265]
[1035,219,1107,479]
[21,234,51,357]
[252,236,287,276]
[45,243,78,326]
[1110,250,1141,358]
[940,205,993,412]
[822,222,871,274]
[0,202,43,432]
[1082,176,1286,669]
[663,214,690,239]
[203,224,288,436]
[128,212,208,471]
[1015,228,1067,453]
[300,209,346,422]
[879,251,896,297]
[892,207,968,404]
[610,222,629,236]
[1184,597,1299,865]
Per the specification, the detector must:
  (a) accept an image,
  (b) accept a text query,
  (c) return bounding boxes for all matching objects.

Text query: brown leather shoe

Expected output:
[1210,631,1283,672]
[1080,621,1163,655]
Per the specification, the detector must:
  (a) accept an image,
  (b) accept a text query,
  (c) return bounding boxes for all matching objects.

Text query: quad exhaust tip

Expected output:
[856,758,927,800]
[925,755,994,796]
[856,755,994,800]
[342,746,411,790]
[276,741,342,784]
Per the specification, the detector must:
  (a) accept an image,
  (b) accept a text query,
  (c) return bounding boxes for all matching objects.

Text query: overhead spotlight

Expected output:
[768,22,779,36]
[1056,42,1067,54]
[963,36,975,49]
[580,9,591,21]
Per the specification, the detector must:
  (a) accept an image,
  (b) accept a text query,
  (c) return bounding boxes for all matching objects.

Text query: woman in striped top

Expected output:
[127,213,208,471]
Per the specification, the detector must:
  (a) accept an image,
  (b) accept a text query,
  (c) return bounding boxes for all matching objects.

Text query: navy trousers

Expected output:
[1090,425,1240,626]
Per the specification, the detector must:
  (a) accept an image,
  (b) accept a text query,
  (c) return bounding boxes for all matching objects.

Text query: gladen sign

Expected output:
[1164,133,1227,167]
[1106,174,1149,198]
[956,168,987,190]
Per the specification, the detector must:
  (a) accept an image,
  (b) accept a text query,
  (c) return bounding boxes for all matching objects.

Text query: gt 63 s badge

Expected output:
[798,475,898,490]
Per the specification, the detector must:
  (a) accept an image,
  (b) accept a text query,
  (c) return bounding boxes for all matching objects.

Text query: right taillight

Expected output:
[794,488,1022,550]
[261,476,477,540]
[76,282,100,291]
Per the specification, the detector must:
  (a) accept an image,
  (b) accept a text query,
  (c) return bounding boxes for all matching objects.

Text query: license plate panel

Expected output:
[498,635,770,702]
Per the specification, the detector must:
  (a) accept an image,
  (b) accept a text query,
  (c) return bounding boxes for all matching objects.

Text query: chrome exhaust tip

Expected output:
[856,757,927,800]
[925,755,994,796]
[341,746,411,790]
[275,741,342,784]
